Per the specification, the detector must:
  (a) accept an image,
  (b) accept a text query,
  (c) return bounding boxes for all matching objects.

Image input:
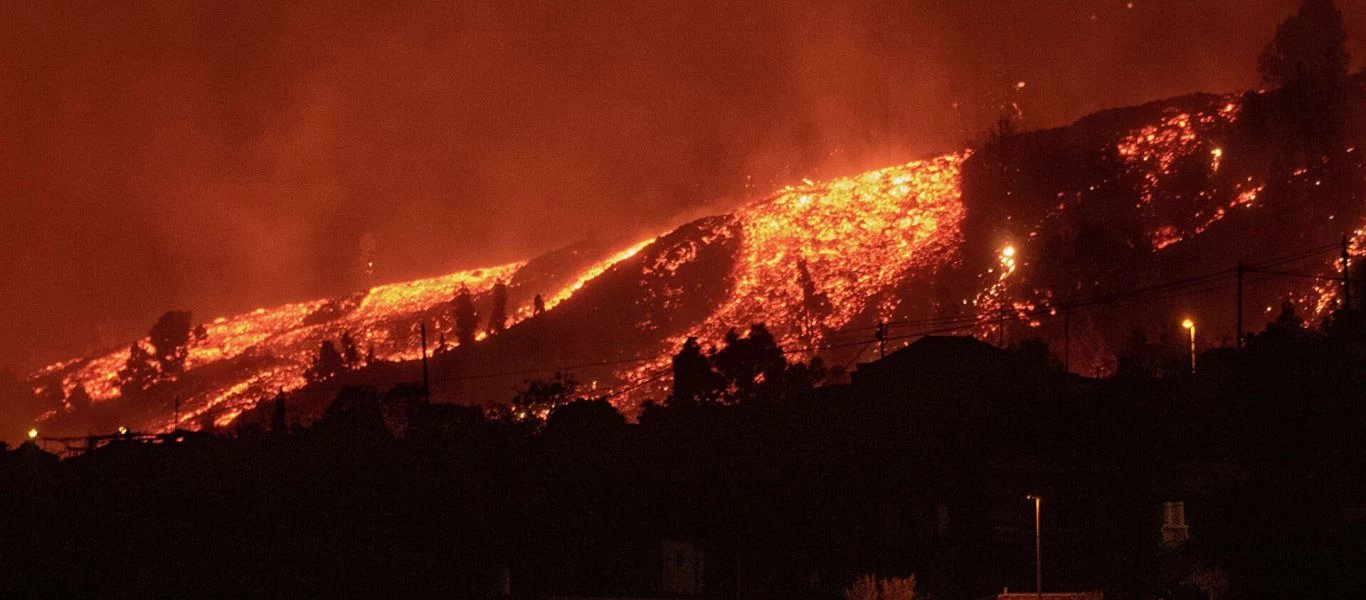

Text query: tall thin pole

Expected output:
[1029,495,1042,600]
[1343,234,1353,319]
[876,320,887,359]
[1236,260,1244,349]
[999,306,1007,347]
[173,396,180,432]
[1189,323,1197,375]
[420,322,431,403]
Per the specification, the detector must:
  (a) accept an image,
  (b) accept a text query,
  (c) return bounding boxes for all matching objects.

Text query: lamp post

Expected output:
[1026,495,1042,600]
[1181,318,1196,374]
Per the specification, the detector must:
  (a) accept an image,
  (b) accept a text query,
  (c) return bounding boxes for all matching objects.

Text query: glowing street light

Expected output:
[27,428,38,440]
[1026,495,1042,600]
[1181,318,1196,374]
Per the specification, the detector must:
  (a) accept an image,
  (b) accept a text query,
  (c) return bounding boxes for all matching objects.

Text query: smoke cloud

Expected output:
[2,0,1363,370]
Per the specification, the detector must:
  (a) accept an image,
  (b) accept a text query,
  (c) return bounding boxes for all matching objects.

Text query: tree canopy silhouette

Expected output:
[1257,0,1352,155]
[487,280,509,336]
[118,342,159,396]
[339,331,362,370]
[453,285,479,347]
[512,371,580,420]
[308,340,345,383]
[668,324,824,406]
[670,336,720,405]
[712,323,786,399]
[1259,0,1349,93]
[148,310,193,376]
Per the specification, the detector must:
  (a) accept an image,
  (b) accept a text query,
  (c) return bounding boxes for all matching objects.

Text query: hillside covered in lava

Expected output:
[9,73,1366,441]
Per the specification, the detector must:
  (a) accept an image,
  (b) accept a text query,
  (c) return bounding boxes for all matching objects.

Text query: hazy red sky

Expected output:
[2,0,1363,371]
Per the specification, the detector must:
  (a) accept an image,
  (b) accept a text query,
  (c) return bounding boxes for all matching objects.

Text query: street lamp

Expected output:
[26,428,38,440]
[1026,495,1042,600]
[1181,318,1196,374]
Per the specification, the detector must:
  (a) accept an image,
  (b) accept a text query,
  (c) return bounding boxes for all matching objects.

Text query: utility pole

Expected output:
[1027,495,1042,600]
[420,322,431,403]
[173,396,180,432]
[1063,306,1071,373]
[999,306,1008,347]
[1236,260,1244,349]
[1343,234,1353,320]
[875,320,887,359]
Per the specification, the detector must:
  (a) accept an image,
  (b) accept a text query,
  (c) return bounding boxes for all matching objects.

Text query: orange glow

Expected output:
[34,248,662,431]
[612,153,970,404]
[538,239,656,316]
[27,88,1357,428]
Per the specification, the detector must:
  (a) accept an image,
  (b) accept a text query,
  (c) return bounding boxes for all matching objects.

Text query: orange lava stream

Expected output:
[35,90,1362,428]
[42,262,526,427]
[540,239,656,315]
[613,153,971,403]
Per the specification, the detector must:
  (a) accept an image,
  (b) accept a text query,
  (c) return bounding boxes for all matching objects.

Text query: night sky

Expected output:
[3,0,1364,371]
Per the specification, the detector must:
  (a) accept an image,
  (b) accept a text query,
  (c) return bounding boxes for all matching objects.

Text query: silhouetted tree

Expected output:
[118,342,159,396]
[796,259,832,323]
[712,324,786,401]
[671,336,719,405]
[533,293,546,316]
[339,331,361,370]
[487,280,508,336]
[365,345,377,366]
[545,398,625,436]
[66,384,92,413]
[270,390,288,438]
[1250,299,1309,348]
[1321,304,1364,340]
[1258,0,1351,155]
[784,355,827,391]
[512,371,579,420]
[972,113,1019,148]
[149,310,194,376]
[453,285,479,347]
[1259,0,1349,93]
[308,341,345,383]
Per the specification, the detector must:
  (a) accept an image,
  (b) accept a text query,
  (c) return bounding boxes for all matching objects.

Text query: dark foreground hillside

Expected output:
[3,313,1365,599]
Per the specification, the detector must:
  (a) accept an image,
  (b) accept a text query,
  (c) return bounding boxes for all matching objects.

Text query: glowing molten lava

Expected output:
[29,88,1365,432]
[616,153,969,400]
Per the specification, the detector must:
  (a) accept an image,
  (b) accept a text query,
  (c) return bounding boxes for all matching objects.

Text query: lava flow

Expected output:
[612,153,971,401]
[28,86,1366,432]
